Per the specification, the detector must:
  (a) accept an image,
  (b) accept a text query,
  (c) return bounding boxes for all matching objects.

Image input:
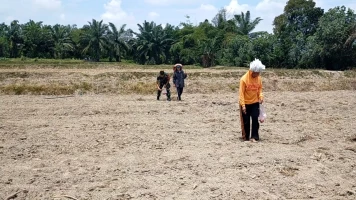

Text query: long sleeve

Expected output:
[258,78,263,100]
[239,79,246,108]
[173,73,176,85]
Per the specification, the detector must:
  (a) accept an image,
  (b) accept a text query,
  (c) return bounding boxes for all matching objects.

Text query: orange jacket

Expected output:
[239,70,263,108]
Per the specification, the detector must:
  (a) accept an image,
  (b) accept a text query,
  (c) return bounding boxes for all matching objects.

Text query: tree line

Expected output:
[0,0,355,70]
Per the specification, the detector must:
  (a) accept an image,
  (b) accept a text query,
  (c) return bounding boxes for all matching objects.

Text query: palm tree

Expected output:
[80,19,109,61]
[170,35,198,65]
[201,37,220,67]
[212,8,235,32]
[133,21,174,64]
[233,11,262,36]
[107,23,130,62]
[7,20,23,58]
[0,23,9,57]
[51,24,74,59]
[22,20,44,57]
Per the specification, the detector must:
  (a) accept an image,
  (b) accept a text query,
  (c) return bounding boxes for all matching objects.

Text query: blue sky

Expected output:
[1,0,355,33]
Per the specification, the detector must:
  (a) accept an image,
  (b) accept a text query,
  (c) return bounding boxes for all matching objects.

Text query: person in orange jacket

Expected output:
[239,58,265,142]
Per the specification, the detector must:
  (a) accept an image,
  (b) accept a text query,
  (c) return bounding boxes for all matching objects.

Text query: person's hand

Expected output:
[259,99,264,104]
[157,86,162,91]
[242,106,246,114]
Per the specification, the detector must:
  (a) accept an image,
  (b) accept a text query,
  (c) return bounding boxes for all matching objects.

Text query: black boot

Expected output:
[157,90,161,100]
[167,90,171,101]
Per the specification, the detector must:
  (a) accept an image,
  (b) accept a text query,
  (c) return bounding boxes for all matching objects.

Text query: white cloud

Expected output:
[252,0,356,33]
[33,0,62,10]
[0,0,63,25]
[2,0,355,34]
[144,0,169,5]
[347,3,356,11]
[252,0,286,33]
[148,12,160,19]
[5,16,15,24]
[102,0,126,19]
[144,0,204,6]
[200,4,216,11]
[313,0,324,7]
[182,4,218,25]
[60,13,65,20]
[146,3,218,28]
[225,0,249,16]
[101,0,137,30]
[256,0,285,12]
[315,0,356,11]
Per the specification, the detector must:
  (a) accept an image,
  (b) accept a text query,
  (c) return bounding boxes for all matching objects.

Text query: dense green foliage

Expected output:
[0,0,355,70]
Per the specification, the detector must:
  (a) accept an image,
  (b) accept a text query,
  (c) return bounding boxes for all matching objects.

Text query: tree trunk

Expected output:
[115,55,121,62]
[96,48,100,62]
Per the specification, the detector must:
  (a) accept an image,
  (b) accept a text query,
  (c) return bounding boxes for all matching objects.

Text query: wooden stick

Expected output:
[44,95,75,99]
[5,191,21,200]
[63,195,79,200]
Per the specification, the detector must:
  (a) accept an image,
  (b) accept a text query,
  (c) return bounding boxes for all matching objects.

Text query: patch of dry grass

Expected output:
[292,135,314,145]
[318,79,356,91]
[283,80,317,92]
[344,69,356,78]
[94,72,157,81]
[1,84,74,95]
[0,81,92,95]
[278,166,299,177]
[0,65,355,95]
[228,83,239,91]
[268,69,334,79]
[123,82,156,95]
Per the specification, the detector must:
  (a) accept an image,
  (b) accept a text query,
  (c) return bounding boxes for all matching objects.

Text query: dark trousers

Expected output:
[242,102,260,140]
[157,83,171,100]
[176,87,183,100]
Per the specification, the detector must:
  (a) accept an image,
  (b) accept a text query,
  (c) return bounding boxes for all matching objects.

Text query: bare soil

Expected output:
[0,68,356,200]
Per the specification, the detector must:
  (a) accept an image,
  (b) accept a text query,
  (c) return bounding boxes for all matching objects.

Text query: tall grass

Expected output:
[0,61,355,95]
[0,82,93,95]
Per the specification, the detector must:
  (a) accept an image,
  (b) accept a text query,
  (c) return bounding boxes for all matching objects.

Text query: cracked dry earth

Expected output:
[0,91,355,199]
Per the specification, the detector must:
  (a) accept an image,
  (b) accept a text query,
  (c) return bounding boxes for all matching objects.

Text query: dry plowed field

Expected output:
[1,67,355,199]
